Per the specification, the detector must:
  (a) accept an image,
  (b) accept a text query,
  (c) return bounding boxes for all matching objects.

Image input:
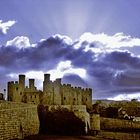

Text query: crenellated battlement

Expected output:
[8,73,93,109]
[42,74,92,109]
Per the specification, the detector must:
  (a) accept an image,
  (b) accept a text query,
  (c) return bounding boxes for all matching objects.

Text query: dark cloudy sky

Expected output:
[1,0,140,100]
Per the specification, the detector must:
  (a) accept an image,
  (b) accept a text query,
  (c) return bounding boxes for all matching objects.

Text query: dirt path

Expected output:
[24,135,109,140]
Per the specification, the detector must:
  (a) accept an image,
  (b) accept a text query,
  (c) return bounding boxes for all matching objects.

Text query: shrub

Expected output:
[38,105,85,135]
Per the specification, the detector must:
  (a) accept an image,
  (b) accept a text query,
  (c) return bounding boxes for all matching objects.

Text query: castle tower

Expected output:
[43,74,50,91]
[7,81,14,101]
[44,74,50,83]
[82,88,92,110]
[53,78,62,105]
[55,78,61,85]
[42,73,52,105]
[61,84,71,105]
[19,75,25,89]
[29,79,35,90]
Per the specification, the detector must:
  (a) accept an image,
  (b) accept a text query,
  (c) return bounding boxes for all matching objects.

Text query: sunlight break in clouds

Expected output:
[8,60,86,86]
[8,71,44,89]
[48,60,86,81]
[8,71,44,81]
[0,20,16,34]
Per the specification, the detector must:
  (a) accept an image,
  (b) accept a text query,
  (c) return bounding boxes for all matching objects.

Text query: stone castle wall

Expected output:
[43,74,92,109]
[0,101,39,140]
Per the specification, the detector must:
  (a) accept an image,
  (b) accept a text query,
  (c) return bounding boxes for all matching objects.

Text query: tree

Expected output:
[106,107,118,118]
[131,98,138,102]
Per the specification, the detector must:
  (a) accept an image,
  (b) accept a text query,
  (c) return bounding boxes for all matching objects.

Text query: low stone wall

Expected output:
[0,101,39,140]
[0,100,31,109]
[101,117,140,131]
[100,131,140,140]
[90,114,100,131]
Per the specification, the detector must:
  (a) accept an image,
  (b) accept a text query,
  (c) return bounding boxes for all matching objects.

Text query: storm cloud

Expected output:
[1,33,140,100]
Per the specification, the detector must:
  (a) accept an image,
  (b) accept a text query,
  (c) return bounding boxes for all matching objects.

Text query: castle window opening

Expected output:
[16,87,18,91]
[20,92,22,95]
[35,95,36,98]
[64,97,66,100]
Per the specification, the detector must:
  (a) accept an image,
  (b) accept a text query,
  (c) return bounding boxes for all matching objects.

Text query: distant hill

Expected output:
[93,99,140,107]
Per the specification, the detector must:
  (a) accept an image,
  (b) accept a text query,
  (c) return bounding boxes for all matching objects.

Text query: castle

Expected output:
[8,74,92,109]
[0,74,101,139]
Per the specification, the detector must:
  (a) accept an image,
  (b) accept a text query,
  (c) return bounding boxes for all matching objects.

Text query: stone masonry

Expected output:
[8,75,42,104]
[0,101,39,139]
[8,73,92,110]
[42,74,92,110]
